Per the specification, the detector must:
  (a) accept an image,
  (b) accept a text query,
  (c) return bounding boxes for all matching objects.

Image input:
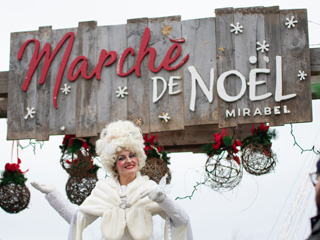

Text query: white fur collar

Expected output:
[78,174,164,240]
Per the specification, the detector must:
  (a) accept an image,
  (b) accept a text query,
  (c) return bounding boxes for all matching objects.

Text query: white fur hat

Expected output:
[96,120,146,175]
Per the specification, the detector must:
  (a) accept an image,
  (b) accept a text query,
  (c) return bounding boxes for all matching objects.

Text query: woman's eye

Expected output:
[118,156,125,161]
[129,153,135,158]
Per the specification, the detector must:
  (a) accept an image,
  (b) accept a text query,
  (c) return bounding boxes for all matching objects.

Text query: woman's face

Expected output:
[115,150,139,178]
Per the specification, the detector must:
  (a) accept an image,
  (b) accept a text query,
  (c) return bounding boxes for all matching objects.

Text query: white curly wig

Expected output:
[96,120,146,175]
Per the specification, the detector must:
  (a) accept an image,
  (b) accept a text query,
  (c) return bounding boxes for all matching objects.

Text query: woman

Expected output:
[32,120,192,240]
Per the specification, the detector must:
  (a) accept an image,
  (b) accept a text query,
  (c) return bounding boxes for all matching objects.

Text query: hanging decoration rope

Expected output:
[202,129,243,191]
[60,135,100,205]
[0,157,30,214]
[140,133,171,184]
[241,123,277,176]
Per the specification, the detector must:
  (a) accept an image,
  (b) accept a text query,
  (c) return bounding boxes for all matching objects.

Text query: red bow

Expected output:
[144,133,157,153]
[5,158,28,173]
[144,145,152,152]
[62,135,75,145]
[62,135,90,150]
[234,139,242,147]
[81,141,90,149]
[143,133,156,145]
[231,138,242,155]
[251,123,269,134]
[212,129,227,150]
[212,129,242,165]
[259,123,269,133]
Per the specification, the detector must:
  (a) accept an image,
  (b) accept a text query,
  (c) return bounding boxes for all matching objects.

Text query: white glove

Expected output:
[31,181,55,194]
[140,185,166,203]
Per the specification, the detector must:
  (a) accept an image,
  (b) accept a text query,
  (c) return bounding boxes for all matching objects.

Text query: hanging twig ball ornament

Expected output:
[140,157,171,184]
[0,158,30,214]
[202,129,243,191]
[60,135,100,205]
[205,151,243,191]
[65,173,98,205]
[0,183,30,213]
[241,143,276,176]
[241,123,277,176]
[61,151,99,205]
[142,133,171,184]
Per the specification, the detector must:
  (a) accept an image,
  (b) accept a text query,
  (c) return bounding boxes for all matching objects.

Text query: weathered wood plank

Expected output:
[280,9,312,124]
[35,26,52,141]
[215,8,238,128]
[49,27,78,136]
[182,17,218,126]
[148,16,185,132]
[0,98,7,118]
[235,6,284,126]
[96,24,127,132]
[126,18,149,133]
[75,21,98,137]
[0,72,8,97]
[261,6,283,126]
[233,7,265,126]
[7,30,37,140]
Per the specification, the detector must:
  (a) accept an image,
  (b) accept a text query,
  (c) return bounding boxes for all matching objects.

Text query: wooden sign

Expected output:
[7,6,312,140]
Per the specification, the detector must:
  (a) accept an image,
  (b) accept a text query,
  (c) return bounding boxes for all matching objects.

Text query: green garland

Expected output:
[145,146,171,164]
[202,134,238,156]
[0,170,27,186]
[144,134,170,164]
[1,159,28,186]
[60,135,96,155]
[202,129,242,164]
[241,123,276,150]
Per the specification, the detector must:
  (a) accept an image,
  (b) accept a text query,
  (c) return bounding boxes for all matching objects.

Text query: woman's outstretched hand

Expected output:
[140,185,166,203]
[31,181,55,194]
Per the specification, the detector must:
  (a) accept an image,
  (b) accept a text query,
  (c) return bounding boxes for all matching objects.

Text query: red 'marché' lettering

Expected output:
[117,27,189,77]
[18,27,189,109]
[18,32,75,109]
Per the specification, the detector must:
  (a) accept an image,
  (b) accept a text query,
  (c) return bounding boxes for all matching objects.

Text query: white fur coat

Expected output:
[45,173,192,240]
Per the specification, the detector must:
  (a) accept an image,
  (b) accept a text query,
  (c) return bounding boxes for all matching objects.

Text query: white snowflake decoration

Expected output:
[116,86,128,98]
[285,16,298,29]
[256,40,269,53]
[297,70,307,81]
[61,83,71,95]
[230,22,243,35]
[158,112,171,123]
[60,126,66,131]
[24,107,36,119]
[136,118,143,126]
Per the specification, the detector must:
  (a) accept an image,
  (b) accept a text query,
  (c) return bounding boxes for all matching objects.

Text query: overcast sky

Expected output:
[1,0,320,239]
